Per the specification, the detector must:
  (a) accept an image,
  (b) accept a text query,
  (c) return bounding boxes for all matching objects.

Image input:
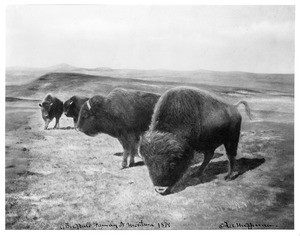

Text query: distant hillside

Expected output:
[6,71,293,104]
[6,72,212,100]
[6,64,294,95]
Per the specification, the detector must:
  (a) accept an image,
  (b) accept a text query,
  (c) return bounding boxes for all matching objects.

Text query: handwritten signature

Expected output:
[219,221,278,229]
[60,220,171,230]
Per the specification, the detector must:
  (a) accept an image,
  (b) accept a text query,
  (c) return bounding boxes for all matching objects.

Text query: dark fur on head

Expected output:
[140,131,193,187]
[77,95,106,136]
[39,93,63,130]
[63,96,89,126]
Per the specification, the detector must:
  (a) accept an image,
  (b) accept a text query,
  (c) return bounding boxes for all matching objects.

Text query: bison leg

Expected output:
[53,117,60,129]
[118,137,131,168]
[119,134,139,168]
[73,118,77,130]
[121,149,130,169]
[224,140,239,181]
[198,150,215,174]
[191,150,214,179]
[224,154,238,181]
[44,119,51,130]
[128,135,140,167]
[128,146,137,167]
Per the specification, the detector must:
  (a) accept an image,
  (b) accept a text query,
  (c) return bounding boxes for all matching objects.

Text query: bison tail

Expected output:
[234,101,253,120]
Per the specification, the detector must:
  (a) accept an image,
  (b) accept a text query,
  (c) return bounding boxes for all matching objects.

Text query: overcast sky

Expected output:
[6,5,295,73]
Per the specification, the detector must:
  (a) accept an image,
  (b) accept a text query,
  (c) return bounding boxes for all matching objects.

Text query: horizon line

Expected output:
[6,63,294,75]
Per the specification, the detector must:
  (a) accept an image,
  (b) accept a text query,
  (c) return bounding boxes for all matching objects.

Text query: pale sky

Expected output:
[6,5,295,73]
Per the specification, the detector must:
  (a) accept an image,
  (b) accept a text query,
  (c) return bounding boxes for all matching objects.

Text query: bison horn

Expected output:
[87,100,91,110]
[154,186,170,195]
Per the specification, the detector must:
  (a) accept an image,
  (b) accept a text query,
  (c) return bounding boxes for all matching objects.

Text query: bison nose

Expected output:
[154,186,170,195]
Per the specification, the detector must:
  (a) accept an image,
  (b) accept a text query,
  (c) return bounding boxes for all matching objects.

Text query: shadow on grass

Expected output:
[16,170,44,177]
[172,157,265,194]
[47,126,75,130]
[130,161,145,167]
[114,152,123,157]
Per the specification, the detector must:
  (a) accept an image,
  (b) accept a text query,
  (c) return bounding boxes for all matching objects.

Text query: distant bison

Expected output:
[77,88,160,168]
[63,96,89,129]
[139,87,252,195]
[39,94,63,130]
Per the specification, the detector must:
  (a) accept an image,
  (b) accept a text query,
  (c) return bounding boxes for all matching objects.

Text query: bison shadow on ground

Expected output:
[130,161,145,167]
[47,126,75,130]
[172,157,266,194]
[113,152,145,167]
[114,152,123,157]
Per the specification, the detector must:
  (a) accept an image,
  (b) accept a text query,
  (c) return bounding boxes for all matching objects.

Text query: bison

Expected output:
[77,88,160,168]
[63,96,89,129]
[39,94,63,130]
[139,87,252,195]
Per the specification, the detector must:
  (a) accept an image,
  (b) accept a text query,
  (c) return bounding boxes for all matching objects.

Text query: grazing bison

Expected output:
[39,94,63,130]
[139,87,252,195]
[63,96,89,129]
[77,88,160,168]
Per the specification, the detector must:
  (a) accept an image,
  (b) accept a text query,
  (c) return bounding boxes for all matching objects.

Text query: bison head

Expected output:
[63,99,74,118]
[39,102,53,119]
[139,131,193,195]
[77,98,100,137]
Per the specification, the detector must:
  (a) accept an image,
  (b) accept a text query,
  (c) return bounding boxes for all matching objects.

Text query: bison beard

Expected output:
[77,88,160,168]
[139,86,252,195]
[140,131,193,195]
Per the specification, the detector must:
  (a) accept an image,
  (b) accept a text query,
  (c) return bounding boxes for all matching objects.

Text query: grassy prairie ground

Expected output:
[5,69,294,229]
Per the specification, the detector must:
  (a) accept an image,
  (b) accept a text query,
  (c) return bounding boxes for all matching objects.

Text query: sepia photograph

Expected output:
[4,3,296,230]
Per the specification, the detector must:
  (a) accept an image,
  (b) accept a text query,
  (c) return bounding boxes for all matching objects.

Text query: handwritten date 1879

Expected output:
[158,221,171,228]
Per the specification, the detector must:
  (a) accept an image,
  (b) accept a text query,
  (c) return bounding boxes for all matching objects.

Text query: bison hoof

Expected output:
[224,171,239,181]
[121,161,128,169]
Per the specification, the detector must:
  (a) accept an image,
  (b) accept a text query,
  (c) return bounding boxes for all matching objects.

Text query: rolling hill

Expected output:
[6,64,294,96]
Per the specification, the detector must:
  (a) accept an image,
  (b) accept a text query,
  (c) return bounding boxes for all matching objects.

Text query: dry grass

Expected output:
[5,70,294,229]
